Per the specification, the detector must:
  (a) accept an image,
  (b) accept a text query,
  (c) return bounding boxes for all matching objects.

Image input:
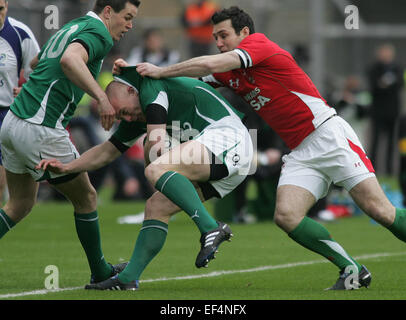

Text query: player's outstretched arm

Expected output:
[60,43,116,131]
[136,51,241,79]
[36,141,122,174]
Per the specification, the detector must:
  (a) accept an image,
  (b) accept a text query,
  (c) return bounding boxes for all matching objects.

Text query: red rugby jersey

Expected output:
[201,33,336,149]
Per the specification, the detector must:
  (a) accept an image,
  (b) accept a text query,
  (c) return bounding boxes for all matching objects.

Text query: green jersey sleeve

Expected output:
[139,78,169,113]
[73,27,112,61]
[110,121,147,152]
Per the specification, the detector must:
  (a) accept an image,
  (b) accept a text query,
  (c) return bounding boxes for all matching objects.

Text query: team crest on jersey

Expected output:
[229,78,240,89]
[0,53,6,66]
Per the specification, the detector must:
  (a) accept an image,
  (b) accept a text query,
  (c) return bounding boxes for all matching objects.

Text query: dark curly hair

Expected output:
[211,6,255,35]
[93,0,140,14]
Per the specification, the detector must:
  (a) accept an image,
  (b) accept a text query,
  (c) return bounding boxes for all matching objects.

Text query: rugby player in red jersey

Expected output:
[114,6,406,290]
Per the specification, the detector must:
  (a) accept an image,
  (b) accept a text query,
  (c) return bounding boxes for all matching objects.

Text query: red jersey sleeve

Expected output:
[234,33,278,68]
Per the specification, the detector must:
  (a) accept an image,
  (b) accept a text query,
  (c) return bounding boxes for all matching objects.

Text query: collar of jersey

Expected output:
[86,11,108,31]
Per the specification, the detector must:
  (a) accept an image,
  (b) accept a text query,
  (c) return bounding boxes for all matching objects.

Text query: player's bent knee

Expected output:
[144,164,153,183]
[273,211,288,229]
[273,208,302,233]
[144,163,166,186]
[88,187,98,205]
[84,187,97,208]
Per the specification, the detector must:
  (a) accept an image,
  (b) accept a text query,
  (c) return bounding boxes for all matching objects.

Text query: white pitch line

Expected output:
[142,251,406,283]
[0,251,405,299]
[0,286,83,299]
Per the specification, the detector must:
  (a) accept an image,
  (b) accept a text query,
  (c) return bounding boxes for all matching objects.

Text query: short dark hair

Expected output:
[212,6,255,35]
[93,0,140,14]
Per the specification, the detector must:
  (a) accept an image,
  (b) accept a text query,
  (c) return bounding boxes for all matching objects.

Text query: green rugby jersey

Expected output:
[10,12,113,129]
[112,67,245,149]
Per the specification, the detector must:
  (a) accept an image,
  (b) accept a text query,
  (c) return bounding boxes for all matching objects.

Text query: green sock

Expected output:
[118,220,168,283]
[0,209,16,239]
[387,208,406,242]
[288,216,361,271]
[155,171,218,233]
[74,211,111,281]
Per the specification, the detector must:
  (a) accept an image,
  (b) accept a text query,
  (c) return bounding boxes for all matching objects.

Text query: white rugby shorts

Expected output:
[194,116,254,198]
[278,115,375,200]
[0,111,80,181]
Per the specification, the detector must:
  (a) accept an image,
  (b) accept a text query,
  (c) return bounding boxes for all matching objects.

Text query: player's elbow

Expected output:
[60,48,86,73]
[60,52,75,73]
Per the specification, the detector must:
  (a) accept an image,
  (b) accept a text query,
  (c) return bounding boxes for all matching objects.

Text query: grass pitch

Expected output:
[0,192,405,301]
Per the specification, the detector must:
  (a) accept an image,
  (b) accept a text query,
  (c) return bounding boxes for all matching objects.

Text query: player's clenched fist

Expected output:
[136,62,162,79]
[112,58,129,75]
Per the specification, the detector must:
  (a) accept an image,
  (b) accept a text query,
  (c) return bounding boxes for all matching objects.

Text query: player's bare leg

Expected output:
[145,140,211,184]
[144,183,205,223]
[88,144,232,289]
[0,171,38,238]
[349,177,396,226]
[116,185,209,285]
[145,140,232,268]
[52,172,114,282]
[274,185,315,233]
[52,172,97,213]
[274,184,369,289]
[144,140,217,234]
[0,166,7,204]
[350,177,406,242]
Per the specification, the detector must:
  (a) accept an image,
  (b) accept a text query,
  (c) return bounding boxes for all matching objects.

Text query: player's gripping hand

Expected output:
[97,96,116,131]
[36,159,67,174]
[113,58,129,75]
[136,63,162,79]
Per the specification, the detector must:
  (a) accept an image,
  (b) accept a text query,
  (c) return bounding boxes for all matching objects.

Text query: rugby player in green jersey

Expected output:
[0,0,140,284]
[37,67,254,290]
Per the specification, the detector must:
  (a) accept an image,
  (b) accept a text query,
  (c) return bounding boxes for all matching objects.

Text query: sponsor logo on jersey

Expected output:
[244,87,261,101]
[229,78,240,89]
[243,87,271,111]
[167,121,200,142]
